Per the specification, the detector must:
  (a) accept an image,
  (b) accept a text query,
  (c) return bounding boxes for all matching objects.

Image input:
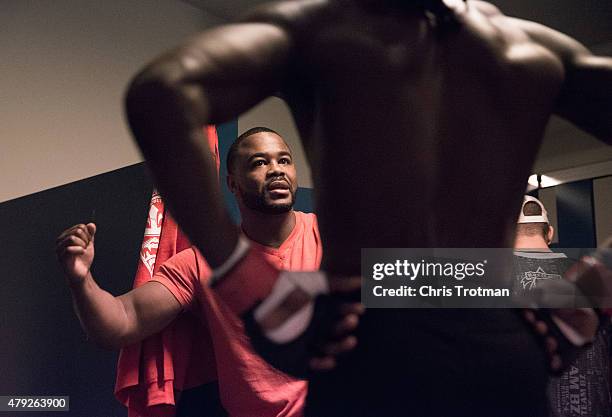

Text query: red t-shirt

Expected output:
[152,211,321,417]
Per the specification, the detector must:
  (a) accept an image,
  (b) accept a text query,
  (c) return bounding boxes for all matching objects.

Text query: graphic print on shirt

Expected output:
[520,267,562,290]
[140,191,164,276]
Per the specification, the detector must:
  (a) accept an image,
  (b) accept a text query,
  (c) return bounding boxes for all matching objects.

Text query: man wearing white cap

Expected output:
[514,195,556,251]
[514,195,611,417]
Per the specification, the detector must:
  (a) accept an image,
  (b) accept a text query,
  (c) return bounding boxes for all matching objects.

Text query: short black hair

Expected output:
[517,201,550,239]
[226,127,282,174]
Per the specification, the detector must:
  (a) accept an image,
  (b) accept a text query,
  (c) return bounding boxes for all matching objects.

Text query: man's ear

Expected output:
[227,174,237,194]
[546,225,555,245]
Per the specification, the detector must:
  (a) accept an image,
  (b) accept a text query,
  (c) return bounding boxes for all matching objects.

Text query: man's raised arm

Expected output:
[511,17,612,143]
[56,223,182,349]
[125,22,293,268]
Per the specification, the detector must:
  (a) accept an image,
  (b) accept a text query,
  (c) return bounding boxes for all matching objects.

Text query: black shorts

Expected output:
[306,308,548,417]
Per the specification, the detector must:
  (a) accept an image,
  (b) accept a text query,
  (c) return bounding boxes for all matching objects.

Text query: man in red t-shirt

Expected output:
[56,127,361,417]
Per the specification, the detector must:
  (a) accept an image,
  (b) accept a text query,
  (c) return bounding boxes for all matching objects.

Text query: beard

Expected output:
[239,187,295,214]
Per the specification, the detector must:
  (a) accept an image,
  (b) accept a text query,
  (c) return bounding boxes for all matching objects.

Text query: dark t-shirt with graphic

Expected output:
[513,251,611,417]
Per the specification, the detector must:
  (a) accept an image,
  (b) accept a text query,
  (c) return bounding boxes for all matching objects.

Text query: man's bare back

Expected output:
[274,0,570,274]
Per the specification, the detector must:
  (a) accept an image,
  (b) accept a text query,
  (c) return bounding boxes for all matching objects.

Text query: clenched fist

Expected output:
[56,223,96,284]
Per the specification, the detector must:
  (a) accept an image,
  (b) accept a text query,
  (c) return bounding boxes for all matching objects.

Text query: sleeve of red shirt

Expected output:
[152,248,203,311]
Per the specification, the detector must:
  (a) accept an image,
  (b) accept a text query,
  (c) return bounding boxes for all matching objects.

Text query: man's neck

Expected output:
[241,209,297,248]
[514,236,552,252]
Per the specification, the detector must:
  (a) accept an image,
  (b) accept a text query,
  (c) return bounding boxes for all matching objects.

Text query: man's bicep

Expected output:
[117,281,183,345]
[174,22,293,122]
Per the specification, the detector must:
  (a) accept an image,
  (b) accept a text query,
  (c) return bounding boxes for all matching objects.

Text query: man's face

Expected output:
[229,132,298,214]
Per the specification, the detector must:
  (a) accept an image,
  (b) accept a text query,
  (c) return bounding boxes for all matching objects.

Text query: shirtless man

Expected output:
[124,1,612,415]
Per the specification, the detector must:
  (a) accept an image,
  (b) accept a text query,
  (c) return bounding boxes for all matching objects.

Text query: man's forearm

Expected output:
[68,273,130,350]
[125,69,238,268]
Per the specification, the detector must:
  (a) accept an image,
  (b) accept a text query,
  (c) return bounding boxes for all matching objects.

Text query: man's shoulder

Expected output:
[294,210,318,228]
[159,247,210,276]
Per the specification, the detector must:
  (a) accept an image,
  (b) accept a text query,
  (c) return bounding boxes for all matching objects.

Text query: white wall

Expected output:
[1,0,222,203]
[534,118,612,174]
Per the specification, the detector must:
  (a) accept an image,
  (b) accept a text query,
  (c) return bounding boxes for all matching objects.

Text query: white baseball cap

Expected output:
[517,195,549,224]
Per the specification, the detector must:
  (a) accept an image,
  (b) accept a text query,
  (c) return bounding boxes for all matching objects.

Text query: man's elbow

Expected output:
[124,61,211,150]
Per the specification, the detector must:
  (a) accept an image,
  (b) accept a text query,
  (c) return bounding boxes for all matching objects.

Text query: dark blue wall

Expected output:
[556,180,596,248]
[0,163,152,417]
